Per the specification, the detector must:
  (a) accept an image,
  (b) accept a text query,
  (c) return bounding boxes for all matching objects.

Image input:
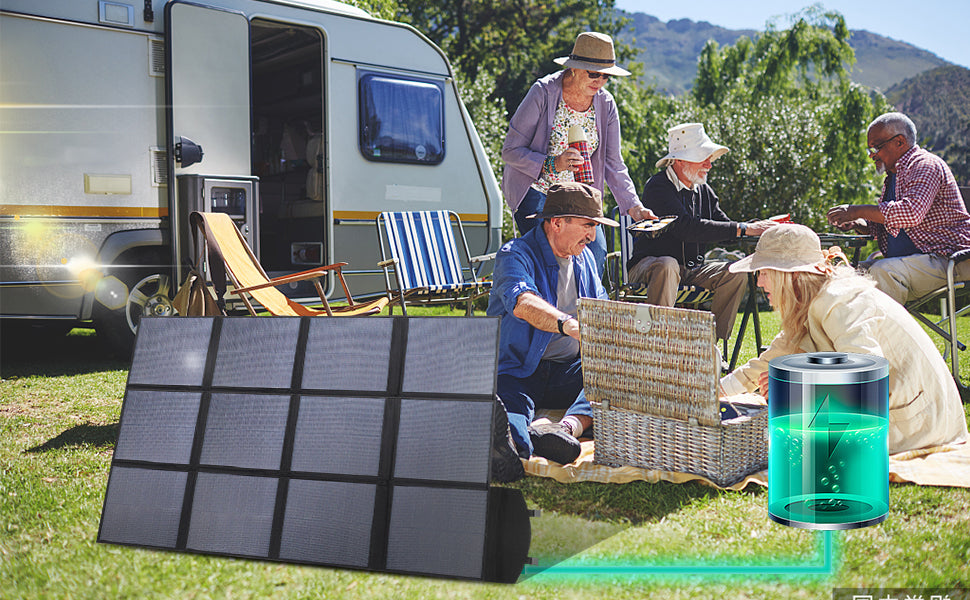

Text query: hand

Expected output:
[744,220,778,236]
[554,148,583,173]
[629,205,658,221]
[758,371,769,399]
[826,204,855,228]
[562,316,581,341]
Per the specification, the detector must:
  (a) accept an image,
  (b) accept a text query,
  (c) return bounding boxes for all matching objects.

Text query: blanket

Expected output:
[524,440,970,489]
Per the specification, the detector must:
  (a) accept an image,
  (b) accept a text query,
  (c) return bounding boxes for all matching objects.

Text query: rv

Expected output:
[0,0,503,353]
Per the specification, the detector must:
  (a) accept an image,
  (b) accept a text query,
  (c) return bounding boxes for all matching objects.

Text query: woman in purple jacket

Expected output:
[501,31,654,276]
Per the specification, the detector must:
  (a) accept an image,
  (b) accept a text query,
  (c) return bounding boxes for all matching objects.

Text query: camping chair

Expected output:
[605,208,752,370]
[605,208,716,306]
[189,211,387,317]
[899,187,970,396]
[375,210,494,316]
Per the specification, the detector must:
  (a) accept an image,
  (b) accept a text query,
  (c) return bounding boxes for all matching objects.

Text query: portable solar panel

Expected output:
[99,316,531,583]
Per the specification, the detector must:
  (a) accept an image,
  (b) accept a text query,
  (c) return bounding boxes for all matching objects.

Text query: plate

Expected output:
[627,216,676,238]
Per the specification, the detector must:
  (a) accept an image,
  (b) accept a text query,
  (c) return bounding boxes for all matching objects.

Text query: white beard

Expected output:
[687,170,708,186]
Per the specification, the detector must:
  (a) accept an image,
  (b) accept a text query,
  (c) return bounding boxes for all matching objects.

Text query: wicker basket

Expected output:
[579,298,767,486]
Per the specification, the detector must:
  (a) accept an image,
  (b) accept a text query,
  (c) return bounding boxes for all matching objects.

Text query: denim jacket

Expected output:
[486,224,608,378]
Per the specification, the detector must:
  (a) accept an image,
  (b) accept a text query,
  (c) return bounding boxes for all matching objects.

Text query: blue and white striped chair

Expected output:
[376,210,494,315]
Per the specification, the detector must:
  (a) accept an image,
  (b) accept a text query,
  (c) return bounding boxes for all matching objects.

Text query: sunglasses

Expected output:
[586,71,611,80]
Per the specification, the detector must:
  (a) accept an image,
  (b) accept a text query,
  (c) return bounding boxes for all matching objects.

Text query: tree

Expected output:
[640,7,891,230]
[395,0,634,115]
[341,0,396,20]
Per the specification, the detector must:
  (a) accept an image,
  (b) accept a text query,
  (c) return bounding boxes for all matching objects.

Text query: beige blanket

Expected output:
[524,440,970,489]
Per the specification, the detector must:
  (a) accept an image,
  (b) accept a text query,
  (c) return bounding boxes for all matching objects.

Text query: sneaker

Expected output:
[491,396,525,483]
[527,422,581,465]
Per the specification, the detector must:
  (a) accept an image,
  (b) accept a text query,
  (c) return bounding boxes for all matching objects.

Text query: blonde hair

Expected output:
[763,265,862,348]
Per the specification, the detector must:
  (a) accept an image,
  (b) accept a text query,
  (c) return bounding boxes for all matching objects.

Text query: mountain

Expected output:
[618,11,952,95]
[886,65,970,185]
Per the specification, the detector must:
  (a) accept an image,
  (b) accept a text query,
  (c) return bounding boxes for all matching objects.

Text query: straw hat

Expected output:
[527,182,619,227]
[729,224,826,273]
[655,123,729,169]
[554,32,631,77]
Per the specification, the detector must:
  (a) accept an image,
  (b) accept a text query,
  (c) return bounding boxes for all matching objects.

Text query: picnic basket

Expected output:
[578,298,767,486]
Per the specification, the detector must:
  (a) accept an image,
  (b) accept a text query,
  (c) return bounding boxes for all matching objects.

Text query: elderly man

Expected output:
[627,123,775,345]
[827,112,970,304]
[487,181,616,466]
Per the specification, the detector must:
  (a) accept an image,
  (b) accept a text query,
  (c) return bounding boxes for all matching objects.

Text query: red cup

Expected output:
[568,125,594,184]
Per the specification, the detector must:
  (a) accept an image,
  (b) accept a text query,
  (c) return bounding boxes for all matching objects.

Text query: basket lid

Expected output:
[578,298,721,427]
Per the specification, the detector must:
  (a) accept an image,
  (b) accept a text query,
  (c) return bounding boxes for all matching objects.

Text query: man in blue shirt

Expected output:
[487,181,617,465]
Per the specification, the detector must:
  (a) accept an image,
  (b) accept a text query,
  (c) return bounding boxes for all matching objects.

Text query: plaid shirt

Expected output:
[873,145,970,256]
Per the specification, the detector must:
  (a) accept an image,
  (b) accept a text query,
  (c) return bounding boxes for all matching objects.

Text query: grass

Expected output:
[2,308,970,599]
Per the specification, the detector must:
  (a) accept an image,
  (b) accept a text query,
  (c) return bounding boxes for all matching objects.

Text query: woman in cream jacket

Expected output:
[720,224,968,454]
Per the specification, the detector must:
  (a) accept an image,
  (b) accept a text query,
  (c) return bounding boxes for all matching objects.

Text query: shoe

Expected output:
[528,422,581,465]
[491,396,525,483]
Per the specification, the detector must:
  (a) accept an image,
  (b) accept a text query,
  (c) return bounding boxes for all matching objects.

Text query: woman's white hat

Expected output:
[729,224,827,274]
[554,32,631,77]
[655,123,730,169]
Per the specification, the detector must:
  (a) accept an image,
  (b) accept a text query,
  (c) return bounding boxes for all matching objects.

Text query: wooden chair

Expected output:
[375,210,494,315]
[190,211,387,317]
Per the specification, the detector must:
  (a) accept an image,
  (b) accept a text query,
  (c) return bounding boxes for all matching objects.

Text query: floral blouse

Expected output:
[531,99,599,194]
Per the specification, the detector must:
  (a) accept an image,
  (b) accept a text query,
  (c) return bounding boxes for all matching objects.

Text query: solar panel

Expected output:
[99,316,530,583]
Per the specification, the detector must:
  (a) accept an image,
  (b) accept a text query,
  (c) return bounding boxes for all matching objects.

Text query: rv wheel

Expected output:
[96,272,175,357]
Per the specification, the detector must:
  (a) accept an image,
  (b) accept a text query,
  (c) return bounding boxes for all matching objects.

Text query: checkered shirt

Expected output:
[873,145,970,256]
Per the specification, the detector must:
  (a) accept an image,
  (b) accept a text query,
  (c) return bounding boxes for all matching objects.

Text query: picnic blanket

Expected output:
[524,439,970,490]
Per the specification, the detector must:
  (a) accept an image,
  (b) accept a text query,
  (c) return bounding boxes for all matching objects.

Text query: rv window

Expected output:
[358,72,444,165]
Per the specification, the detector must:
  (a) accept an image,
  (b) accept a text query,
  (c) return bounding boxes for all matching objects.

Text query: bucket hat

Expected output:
[729,224,827,274]
[655,123,729,169]
[527,182,619,227]
[554,32,631,77]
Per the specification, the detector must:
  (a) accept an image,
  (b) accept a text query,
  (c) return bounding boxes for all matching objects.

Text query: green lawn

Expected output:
[2,310,969,599]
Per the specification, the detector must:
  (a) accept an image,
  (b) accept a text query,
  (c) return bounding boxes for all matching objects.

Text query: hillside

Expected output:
[618,10,951,95]
[887,65,970,185]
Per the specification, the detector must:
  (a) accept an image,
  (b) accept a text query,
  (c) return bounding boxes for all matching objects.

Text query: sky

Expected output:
[615,0,970,69]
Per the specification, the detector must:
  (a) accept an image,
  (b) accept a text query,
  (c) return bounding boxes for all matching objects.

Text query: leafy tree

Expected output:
[614,7,890,231]
[341,0,396,20]
[395,0,634,115]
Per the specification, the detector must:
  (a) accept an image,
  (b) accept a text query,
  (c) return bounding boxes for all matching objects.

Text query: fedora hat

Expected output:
[527,182,619,227]
[655,122,729,169]
[729,224,827,274]
[554,32,631,77]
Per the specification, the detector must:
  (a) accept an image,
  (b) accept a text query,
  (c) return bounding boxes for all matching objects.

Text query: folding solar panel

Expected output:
[99,316,531,583]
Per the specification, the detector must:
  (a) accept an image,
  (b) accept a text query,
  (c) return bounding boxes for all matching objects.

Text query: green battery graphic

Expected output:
[768,352,889,530]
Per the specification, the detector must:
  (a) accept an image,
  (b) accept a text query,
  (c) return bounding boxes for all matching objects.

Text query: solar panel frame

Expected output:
[99,315,526,582]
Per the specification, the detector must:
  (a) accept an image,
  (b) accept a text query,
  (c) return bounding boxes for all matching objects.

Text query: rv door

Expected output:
[165,1,253,273]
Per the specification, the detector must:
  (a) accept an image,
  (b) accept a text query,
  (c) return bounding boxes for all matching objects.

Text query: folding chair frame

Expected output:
[190,211,386,317]
[375,210,494,316]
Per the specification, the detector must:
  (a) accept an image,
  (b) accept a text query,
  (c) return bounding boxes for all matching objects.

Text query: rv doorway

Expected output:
[250,19,327,276]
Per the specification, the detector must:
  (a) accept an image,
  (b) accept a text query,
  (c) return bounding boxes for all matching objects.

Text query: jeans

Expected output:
[497,356,592,456]
[513,187,607,279]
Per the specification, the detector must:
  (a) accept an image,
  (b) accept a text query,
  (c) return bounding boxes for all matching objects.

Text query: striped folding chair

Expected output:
[376,210,494,315]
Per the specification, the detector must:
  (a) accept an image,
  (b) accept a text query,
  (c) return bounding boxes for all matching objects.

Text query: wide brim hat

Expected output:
[527,181,620,227]
[655,122,730,170]
[729,224,827,274]
[554,32,631,77]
